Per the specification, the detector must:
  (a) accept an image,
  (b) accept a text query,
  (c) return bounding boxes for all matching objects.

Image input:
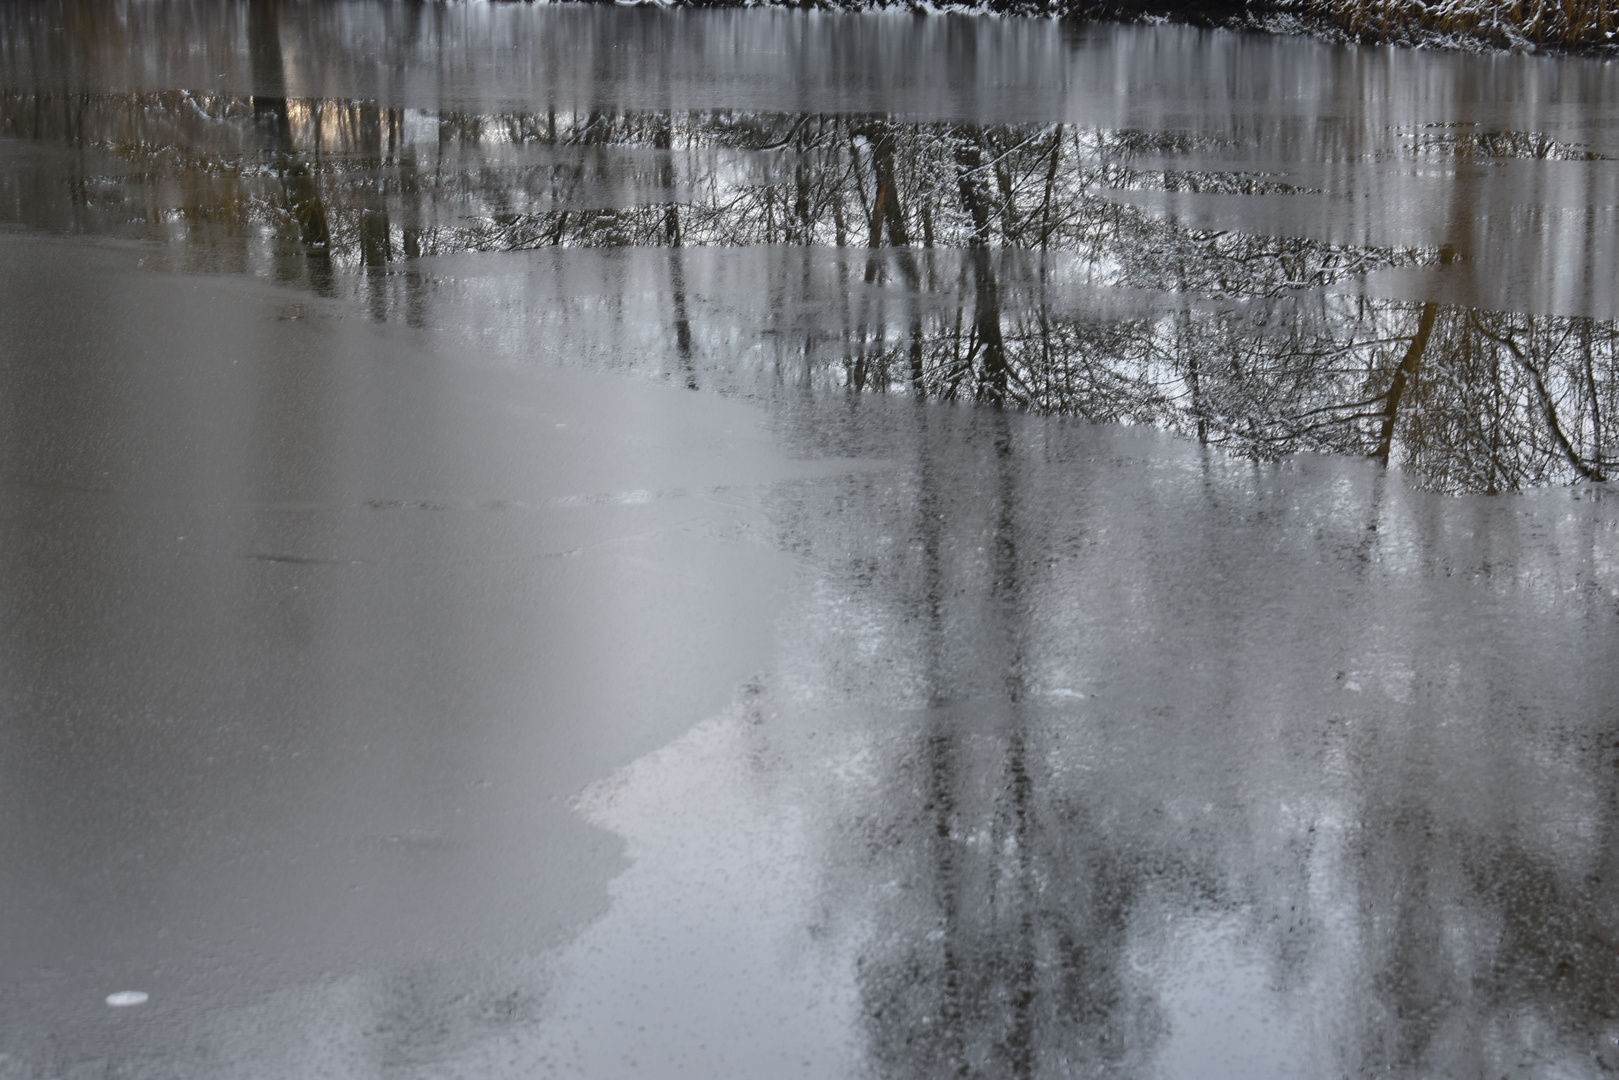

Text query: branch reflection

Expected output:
[2,91,1615,492]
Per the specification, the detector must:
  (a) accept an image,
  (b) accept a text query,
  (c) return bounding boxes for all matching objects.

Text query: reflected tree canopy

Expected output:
[5,79,1614,493]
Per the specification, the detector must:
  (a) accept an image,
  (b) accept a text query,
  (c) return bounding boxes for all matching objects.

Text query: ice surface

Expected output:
[1,5,1618,1078]
[3,223,1617,1078]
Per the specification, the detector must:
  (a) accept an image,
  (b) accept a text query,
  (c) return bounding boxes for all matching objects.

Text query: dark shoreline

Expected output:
[553,0,1619,57]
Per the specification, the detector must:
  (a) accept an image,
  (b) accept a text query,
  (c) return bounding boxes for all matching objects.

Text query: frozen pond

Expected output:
[3,3,1619,1077]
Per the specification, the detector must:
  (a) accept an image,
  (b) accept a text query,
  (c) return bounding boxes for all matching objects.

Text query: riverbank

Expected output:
[598,0,1617,53]
[1156,0,1618,53]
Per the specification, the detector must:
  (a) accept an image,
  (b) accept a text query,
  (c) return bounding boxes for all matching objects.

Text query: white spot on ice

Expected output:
[106,991,148,1007]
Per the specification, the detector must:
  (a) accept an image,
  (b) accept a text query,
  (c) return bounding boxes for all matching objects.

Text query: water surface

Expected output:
[3,4,1619,1077]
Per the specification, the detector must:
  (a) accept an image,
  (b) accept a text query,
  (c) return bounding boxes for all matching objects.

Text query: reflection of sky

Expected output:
[1149,908,1330,1079]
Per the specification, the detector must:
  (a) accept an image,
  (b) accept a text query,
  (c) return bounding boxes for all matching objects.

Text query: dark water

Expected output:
[3,4,1619,1078]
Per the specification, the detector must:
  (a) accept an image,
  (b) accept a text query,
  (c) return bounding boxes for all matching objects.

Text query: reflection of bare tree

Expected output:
[851,412,1170,1078]
[951,129,1011,406]
[2,90,1615,492]
[1470,309,1608,482]
[248,0,330,281]
[1339,793,1619,1074]
[653,111,698,389]
[772,398,1619,1077]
